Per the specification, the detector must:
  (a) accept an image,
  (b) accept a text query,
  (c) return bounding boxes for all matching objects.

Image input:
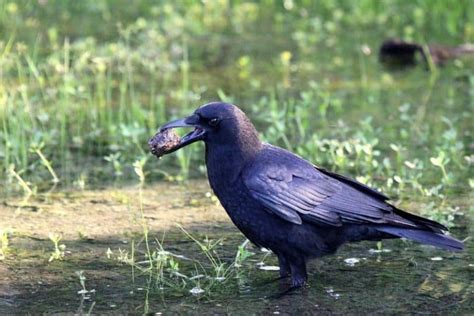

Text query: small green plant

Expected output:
[76,270,95,296]
[30,143,60,184]
[178,225,229,281]
[76,270,88,294]
[115,216,261,297]
[133,158,148,185]
[430,151,451,185]
[73,173,87,190]
[8,164,34,197]
[75,270,96,315]
[104,153,124,178]
[48,233,66,262]
[0,230,10,260]
[234,239,254,268]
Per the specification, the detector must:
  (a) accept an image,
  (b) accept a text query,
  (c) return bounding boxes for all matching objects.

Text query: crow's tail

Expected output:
[376,226,464,252]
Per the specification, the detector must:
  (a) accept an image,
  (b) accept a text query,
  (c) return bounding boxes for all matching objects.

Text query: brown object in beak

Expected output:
[148,128,181,158]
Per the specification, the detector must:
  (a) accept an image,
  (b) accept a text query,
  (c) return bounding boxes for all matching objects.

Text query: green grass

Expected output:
[0,0,473,225]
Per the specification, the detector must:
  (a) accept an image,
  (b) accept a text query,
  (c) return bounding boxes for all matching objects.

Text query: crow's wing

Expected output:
[243,145,421,228]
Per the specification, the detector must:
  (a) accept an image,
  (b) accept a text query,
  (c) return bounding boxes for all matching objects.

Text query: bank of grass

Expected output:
[0,1,473,224]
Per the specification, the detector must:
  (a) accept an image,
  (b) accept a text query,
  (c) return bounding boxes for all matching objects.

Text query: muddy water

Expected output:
[0,181,472,314]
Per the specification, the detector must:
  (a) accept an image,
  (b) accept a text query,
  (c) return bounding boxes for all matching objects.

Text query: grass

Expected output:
[112,224,262,302]
[0,1,471,222]
[113,151,259,301]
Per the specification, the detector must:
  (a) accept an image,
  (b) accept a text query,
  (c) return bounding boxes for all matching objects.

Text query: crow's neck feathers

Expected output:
[205,112,262,186]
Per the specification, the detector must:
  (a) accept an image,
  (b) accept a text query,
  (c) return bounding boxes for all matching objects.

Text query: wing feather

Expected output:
[243,146,417,228]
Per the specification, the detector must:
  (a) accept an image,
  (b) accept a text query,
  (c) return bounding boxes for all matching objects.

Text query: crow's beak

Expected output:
[150,114,206,156]
[159,117,194,131]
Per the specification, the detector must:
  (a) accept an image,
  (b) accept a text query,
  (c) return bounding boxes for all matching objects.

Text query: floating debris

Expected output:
[430,257,443,261]
[258,265,280,271]
[344,257,367,266]
[344,258,360,266]
[325,287,340,299]
[368,248,392,254]
[189,287,205,295]
[77,288,95,295]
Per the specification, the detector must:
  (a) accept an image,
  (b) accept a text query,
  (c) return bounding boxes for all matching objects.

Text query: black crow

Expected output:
[149,102,464,287]
[379,38,474,67]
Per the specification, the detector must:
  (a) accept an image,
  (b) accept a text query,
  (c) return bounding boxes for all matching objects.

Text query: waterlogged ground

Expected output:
[0,180,472,314]
[0,1,473,314]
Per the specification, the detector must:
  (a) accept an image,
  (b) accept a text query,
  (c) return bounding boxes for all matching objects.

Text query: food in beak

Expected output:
[148,128,181,158]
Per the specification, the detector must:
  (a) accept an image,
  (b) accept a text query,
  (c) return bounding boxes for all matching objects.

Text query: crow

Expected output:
[149,102,464,288]
[379,38,474,67]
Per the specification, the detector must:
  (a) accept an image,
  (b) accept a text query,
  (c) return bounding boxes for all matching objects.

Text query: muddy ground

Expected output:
[0,180,237,313]
[1,180,229,239]
[0,181,472,314]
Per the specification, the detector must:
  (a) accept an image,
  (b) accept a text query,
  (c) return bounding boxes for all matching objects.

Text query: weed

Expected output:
[48,233,66,262]
[30,143,60,184]
[0,230,10,260]
[75,271,96,315]
[7,164,34,196]
[234,239,254,268]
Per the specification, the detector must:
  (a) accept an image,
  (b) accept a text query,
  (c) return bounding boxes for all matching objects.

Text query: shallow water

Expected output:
[1,182,472,314]
[1,2,473,314]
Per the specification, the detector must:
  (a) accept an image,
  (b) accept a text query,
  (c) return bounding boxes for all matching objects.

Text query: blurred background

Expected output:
[0,1,473,313]
[1,0,472,192]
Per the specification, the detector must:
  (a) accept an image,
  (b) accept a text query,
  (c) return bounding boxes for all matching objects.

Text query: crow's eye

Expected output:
[208,117,220,127]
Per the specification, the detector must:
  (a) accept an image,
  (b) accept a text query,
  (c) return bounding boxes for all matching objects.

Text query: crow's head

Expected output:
[149,102,260,157]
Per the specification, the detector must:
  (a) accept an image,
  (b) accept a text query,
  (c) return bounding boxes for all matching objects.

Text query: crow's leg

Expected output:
[257,254,290,286]
[269,284,304,299]
[277,254,291,278]
[289,256,307,287]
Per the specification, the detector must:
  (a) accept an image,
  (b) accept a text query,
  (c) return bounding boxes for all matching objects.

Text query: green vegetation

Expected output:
[48,232,66,262]
[0,1,472,313]
[1,0,472,224]
[0,229,9,260]
[110,227,259,305]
